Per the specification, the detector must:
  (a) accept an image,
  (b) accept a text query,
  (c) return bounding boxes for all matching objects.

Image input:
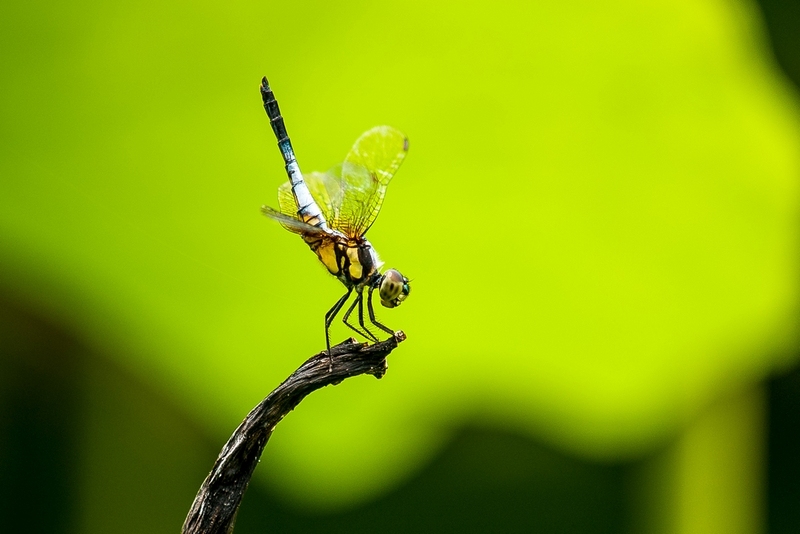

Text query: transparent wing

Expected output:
[277,171,339,223]
[277,182,296,217]
[305,170,342,223]
[334,126,408,237]
[261,205,331,238]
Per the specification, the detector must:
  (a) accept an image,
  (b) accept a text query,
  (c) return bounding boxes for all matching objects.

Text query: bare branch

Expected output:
[182,332,406,534]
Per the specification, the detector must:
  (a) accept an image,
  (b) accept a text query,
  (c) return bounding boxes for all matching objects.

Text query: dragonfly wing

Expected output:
[304,170,342,223]
[335,126,408,237]
[277,170,339,222]
[277,181,296,217]
[261,205,330,238]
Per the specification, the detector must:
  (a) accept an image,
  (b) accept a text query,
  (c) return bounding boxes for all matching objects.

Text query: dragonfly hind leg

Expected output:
[342,292,379,342]
[367,285,395,337]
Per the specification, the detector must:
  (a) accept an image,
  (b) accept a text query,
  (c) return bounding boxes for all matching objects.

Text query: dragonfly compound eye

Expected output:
[379,269,409,308]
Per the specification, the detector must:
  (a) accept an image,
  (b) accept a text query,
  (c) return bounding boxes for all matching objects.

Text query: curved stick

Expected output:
[182,332,406,534]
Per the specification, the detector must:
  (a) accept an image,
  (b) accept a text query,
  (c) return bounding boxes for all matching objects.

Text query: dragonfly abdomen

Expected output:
[289,177,327,229]
[260,77,328,230]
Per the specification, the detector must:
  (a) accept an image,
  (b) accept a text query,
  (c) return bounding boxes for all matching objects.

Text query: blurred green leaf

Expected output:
[0,0,797,510]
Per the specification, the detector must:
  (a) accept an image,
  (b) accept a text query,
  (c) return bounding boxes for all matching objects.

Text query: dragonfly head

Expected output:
[379,269,410,308]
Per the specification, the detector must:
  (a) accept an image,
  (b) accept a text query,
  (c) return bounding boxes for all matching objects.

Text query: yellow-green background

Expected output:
[1,0,798,532]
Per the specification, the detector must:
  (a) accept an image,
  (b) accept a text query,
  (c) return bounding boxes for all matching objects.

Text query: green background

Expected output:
[1,0,799,532]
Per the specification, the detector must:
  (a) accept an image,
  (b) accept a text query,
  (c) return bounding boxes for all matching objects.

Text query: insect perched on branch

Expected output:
[259,77,411,357]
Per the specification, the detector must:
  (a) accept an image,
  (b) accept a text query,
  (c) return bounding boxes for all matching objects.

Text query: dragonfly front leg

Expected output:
[342,292,378,342]
[325,286,353,357]
[367,285,395,337]
[357,294,379,343]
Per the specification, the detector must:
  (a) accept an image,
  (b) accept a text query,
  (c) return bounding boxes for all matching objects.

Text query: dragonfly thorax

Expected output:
[312,236,383,288]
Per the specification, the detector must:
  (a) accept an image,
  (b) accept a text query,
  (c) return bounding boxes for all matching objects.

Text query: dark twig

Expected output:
[181,332,406,534]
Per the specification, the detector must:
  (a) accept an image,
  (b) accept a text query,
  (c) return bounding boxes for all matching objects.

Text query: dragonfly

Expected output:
[259,76,411,357]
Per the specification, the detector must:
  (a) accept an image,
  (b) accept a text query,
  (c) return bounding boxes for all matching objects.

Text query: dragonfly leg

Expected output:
[325,287,353,360]
[367,285,395,336]
[357,294,379,342]
[342,292,377,342]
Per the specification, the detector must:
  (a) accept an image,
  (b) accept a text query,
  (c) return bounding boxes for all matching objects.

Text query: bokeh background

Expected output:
[1,0,799,532]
